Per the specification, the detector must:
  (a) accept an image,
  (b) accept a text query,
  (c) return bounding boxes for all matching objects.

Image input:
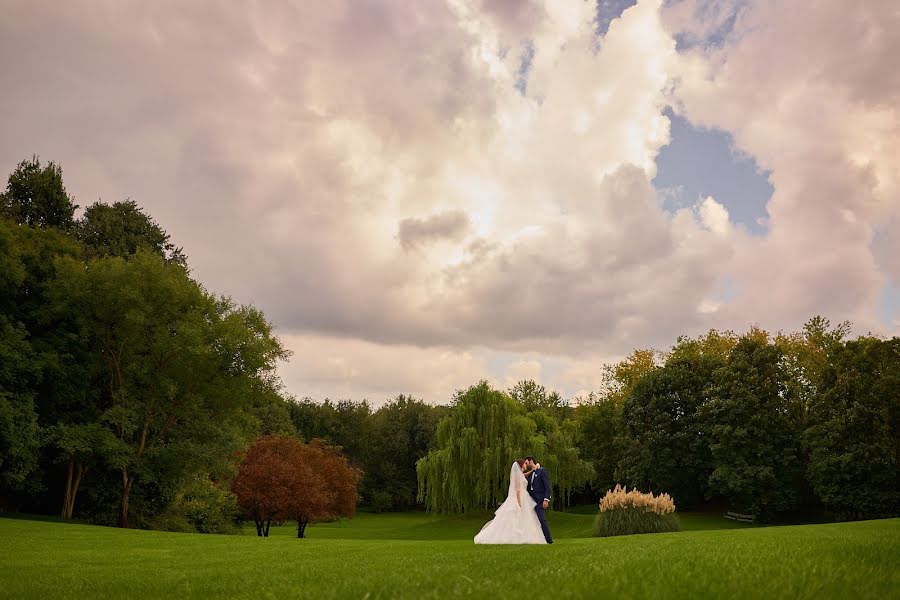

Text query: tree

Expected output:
[416,381,590,513]
[47,423,125,519]
[232,435,358,538]
[600,349,662,402]
[288,398,341,441]
[232,435,305,537]
[51,251,287,527]
[364,395,446,511]
[776,317,850,427]
[0,319,41,492]
[614,332,733,508]
[248,380,297,437]
[573,393,623,498]
[619,360,713,508]
[566,350,662,502]
[700,334,802,518]
[76,199,186,266]
[805,337,900,519]
[293,440,359,538]
[288,399,372,461]
[509,380,568,420]
[0,218,81,496]
[0,157,77,230]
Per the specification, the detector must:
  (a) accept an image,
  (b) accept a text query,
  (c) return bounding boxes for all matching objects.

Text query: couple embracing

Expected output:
[474,456,553,545]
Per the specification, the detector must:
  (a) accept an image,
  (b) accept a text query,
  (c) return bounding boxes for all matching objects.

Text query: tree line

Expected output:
[610,325,899,520]
[0,157,291,529]
[1,157,896,533]
[0,157,444,530]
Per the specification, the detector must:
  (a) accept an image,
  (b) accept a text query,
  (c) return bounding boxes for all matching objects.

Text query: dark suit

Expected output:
[527,468,553,543]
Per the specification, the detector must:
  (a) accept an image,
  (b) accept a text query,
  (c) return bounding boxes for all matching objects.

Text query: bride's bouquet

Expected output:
[593,484,680,537]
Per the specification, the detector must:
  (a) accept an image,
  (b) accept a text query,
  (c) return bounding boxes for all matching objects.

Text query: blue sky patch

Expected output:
[596,0,638,36]
[654,108,773,234]
[878,281,900,329]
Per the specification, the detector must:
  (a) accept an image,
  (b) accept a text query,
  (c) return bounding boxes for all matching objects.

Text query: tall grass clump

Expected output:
[593,484,681,537]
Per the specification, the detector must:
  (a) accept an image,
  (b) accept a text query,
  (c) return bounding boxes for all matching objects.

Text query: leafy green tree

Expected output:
[776,317,850,427]
[364,395,446,510]
[76,199,186,265]
[667,330,737,366]
[328,401,373,462]
[416,382,538,513]
[288,399,373,465]
[805,337,900,519]
[286,395,446,510]
[416,381,590,513]
[288,398,340,441]
[573,393,623,497]
[509,380,568,420]
[0,318,41,492]
[602,349,662,402]
[47,423,126,518]
[0,217,81,335]
[616,332,732,508]
[701,334,802,518]
[51,251,287,527]
[0,218,82,497]
[619,360,713,508]
[569,350,661,501]
[248,380,297,437]
[0,157,77,230]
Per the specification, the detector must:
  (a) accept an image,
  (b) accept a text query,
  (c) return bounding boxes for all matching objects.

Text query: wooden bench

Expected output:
[724,511,756,523]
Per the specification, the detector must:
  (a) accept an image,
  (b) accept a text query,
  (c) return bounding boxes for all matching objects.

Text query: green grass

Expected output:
[267,510,600,540]
[1,512,897,599]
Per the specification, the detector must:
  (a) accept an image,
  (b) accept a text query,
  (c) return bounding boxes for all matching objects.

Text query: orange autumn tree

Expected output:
[231,435,359,538]
[294,439,360,538]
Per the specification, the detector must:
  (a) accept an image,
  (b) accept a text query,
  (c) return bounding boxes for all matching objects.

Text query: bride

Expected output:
[474,459,547,544]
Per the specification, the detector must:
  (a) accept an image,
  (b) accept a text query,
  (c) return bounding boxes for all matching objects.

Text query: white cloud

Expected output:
[665,0,900,335]
[278,334,490,404]
[698,196,731,236]
[1,0,897,401]
[503,360,543,390]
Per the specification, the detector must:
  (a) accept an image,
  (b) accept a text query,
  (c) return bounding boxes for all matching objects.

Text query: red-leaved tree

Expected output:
[294,439,359,538]
[232,435,359,538]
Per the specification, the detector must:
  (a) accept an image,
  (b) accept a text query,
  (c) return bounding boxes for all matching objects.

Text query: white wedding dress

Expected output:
[474,462,547,544]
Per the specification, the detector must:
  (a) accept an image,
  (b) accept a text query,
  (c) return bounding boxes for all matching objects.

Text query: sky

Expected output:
[1,0,898,404]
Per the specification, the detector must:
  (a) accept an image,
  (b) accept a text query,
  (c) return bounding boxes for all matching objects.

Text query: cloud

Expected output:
[398,210,471,251]
[665,0,900,335]
[698,196,730,236]
[278,333,490,403]
[1,0,897,400]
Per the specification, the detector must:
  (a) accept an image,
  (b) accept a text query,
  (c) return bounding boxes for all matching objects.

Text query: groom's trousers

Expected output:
[532,496,553,543]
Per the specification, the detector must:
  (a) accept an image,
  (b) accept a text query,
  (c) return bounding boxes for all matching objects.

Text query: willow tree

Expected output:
[416,381,591,514]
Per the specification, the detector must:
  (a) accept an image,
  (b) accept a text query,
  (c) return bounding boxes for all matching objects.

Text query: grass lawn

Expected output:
[1,512,897,599]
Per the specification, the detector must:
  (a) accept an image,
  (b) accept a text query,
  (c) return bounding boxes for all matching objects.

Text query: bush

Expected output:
[149,476,241,534]
[593,484,681,537]
[369,490,394,513]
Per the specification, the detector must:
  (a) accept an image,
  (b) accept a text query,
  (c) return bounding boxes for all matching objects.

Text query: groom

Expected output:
[524,456,553,544]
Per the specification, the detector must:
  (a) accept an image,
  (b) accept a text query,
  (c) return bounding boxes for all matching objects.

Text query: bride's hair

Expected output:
[516,458,526,469]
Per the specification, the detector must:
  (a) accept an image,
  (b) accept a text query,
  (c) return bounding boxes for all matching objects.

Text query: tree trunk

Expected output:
[118,468,135,528]
[264,519,271,537]
[297,516,309,538]
[61,460,74,518]
[255,518,264,537]
[67,463,87,519]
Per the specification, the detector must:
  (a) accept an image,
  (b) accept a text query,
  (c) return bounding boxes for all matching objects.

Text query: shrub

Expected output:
[149,475,241,535]
[369,490,394,513]
[593,484,680,537]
